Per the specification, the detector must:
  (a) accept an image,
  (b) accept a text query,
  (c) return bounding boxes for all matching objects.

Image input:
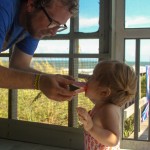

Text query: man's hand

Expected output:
[77,107,93,131]
[39,74,75,101]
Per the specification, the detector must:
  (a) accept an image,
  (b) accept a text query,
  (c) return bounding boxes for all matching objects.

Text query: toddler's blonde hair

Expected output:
[94,60,137,106]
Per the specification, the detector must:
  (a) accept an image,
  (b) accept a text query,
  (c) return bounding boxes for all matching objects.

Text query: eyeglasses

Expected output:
[41,7,67,32]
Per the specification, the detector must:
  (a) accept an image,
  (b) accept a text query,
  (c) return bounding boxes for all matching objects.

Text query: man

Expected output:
[0,0,78,101]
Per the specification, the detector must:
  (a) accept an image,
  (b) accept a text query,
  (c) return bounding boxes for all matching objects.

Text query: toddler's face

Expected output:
[85,75,101,104]
[85,62,106,103]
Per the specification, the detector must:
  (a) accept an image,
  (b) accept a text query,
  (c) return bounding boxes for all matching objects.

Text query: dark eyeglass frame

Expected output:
[41,7,67,32]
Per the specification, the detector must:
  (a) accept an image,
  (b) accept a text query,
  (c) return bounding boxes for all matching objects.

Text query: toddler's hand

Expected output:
[77,107,93,132]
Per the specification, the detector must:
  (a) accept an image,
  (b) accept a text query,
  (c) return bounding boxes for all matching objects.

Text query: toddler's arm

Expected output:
[77,106,120,147]
[77,107,93,131]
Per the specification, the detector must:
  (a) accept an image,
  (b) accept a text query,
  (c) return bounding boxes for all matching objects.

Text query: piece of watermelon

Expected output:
[69,82,87,93]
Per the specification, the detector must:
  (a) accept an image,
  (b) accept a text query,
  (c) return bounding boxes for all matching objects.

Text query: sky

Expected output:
[125,0,150,28]
[36,0,150,62]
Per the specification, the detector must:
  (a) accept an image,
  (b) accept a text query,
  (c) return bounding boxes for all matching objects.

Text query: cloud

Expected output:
[126,16,150,27]
[79,17,99,28]
[36,40,69,53]
[79,16,150,28]
[79,39,99,53]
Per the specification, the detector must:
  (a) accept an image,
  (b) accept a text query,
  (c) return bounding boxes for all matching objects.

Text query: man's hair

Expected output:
[94,60,137,107]
[33,0,78,15]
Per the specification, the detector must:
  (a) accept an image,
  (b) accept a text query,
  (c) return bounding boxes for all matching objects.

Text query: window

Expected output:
[115,0,150,144]
[7,0,109,128]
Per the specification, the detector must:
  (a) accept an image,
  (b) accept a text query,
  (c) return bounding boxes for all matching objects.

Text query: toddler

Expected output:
[77,60,137,150]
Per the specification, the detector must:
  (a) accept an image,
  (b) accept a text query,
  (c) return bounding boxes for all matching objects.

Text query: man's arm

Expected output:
[0,65,35,89]
[9,46,42,73]
[8,46,76,101]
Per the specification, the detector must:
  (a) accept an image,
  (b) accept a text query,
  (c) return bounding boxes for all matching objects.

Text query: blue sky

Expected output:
[79,0,99,32]
[125,0,150,17]
[125,0,150,28]
[36,0,150,62]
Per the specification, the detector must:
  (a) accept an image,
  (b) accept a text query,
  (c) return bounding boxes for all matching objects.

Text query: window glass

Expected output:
[31,58,69,75]
[0,89,8,118]
[140,40,150,141]
[78,39,99,54]
[124,39,136,139]
[0,57,9,118]
[78,58,98,75]
[18,89,68,126]
[57,19,70,34]
[0,57,9,68]
[1,49,9,54]
[35,40,69,54]
[124,39,150,140]
[140,39,150,64]
[125,0,150,28]
[79,0,99,32]
[18,58,69,126]
[125,39,136,65]
[125,39,150,71]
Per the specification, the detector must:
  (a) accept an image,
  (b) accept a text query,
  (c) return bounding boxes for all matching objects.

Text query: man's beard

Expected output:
[25,12,40,39]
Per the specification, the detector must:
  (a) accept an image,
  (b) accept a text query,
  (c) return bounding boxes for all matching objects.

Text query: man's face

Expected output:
[25,0,72,39]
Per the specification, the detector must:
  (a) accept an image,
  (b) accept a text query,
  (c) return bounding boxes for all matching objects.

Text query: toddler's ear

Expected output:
[99,87,111,97]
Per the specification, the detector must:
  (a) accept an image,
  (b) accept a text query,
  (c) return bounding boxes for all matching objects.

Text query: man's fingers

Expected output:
[62,75,75,81]
[58,86,76,97]
[56,74,75,85]
[50,94,73,102]
[49,87,75,101]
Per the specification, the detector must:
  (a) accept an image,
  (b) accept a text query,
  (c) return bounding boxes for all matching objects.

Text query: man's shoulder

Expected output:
[0,0,14,7]
[0,0,19,11]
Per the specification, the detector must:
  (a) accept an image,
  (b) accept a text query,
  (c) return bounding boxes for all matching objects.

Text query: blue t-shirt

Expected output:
[0,0,39,55]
